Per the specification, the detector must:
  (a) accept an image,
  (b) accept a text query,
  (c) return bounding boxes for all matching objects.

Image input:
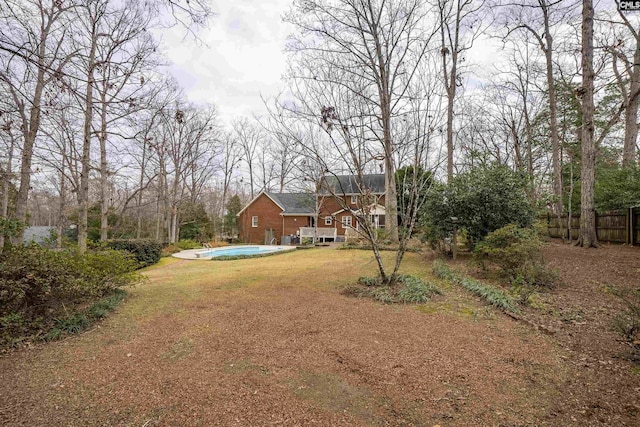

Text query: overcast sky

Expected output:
[155,0,513,129]
[158,0,293,126]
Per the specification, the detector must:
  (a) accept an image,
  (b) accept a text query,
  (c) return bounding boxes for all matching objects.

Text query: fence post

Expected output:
[628,208,632,245]
[631,207,636,246]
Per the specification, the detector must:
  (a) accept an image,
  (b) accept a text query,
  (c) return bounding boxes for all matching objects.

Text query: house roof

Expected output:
[320,174,385,195]
[267,192,315,215]
[236,190,315,217]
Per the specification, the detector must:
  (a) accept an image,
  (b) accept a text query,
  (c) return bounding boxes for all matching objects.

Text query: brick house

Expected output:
[237,174,387,244]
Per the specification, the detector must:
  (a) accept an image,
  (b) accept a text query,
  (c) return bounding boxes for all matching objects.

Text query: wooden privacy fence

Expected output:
[544,208,639,245]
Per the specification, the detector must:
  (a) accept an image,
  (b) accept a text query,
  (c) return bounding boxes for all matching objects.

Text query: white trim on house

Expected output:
[251,216,258,227]
[332,208,347,216]
[236,190,285,217]
[354,203,386,216]
[325,216,332,225]
[341,216,353,228]
[350,195,358,204]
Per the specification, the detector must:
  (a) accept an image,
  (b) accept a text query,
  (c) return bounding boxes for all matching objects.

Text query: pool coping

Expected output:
[171,245,297,260]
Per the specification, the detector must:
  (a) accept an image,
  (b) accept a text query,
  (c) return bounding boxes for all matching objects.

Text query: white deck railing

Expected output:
[299,227,337,242]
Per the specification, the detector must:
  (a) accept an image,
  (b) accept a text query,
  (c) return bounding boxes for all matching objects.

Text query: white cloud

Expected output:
[159,0,294,125]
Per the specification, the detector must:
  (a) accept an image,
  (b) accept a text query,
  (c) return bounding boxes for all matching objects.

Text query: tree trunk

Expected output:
[383,147,399,243]
[99,90,109,241]
[510,120,523,171]
[379,91,399,243]
[12,17,52,244]
[623,58,639,166]
[136,138,148,239]
[442,34,458,183]
[78,32,98,254]
[57,168,66,249]
[578,0,598,248]
[543,17,562,217]
[524,98,535,189]
[0,128,16,251]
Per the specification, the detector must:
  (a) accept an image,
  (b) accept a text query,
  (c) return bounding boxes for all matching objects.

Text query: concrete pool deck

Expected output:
[171,245,298,260]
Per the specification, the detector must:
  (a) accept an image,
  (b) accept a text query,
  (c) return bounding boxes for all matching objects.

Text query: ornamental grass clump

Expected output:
[432,260,519,314]
[342,274,441,304]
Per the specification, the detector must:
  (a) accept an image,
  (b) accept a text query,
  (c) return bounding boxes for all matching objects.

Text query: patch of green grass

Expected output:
[416,301,477,318]
[223,359,270,375]
[162,336,194,361]
[432,260,519,314]
[291,371,381,423]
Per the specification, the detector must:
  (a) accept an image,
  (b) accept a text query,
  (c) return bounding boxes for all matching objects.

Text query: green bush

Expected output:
[421,164,535,249]
[0,245,139,348]
[106,239,162,267]
[595,165,640,211]
[474,225,542,274]
[175,239,201,250]
[473,225,558,288]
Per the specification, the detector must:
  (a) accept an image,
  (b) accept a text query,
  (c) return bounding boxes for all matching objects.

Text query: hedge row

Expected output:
[0,245,141,348]
[106,239,162,268]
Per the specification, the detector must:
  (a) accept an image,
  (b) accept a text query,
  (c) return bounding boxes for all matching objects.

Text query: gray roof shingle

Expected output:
[321,174,385,195]
[266,192,315,215]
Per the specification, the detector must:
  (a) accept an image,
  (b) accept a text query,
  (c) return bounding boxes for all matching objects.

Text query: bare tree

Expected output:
[218,130,241,236]
[150,103,219,243]
[0,116,18,251]
[603,9,640,166]
[501,0,580,217]
[285,0,438,243]
[270,45,442,284]
[263,130,299,192]
[233,117,262,199]
[92,3,159,241]
[70,0,104,254]
[0,0,75,243]
[438,0,485,181]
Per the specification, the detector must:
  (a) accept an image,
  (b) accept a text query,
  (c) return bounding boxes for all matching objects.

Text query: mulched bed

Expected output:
[531,241,640,425]
[447,240,640,425]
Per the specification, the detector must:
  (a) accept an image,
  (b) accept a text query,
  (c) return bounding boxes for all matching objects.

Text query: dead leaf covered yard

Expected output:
[0,248,612,426]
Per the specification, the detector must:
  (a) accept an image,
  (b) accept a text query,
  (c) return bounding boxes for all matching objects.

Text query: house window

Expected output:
[252,216,258,227]
[350,195,357,204]
[325,216,332,226]
[342,216,352,228]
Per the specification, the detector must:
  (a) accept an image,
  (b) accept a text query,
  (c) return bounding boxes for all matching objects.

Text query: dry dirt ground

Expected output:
[0,244,638,426]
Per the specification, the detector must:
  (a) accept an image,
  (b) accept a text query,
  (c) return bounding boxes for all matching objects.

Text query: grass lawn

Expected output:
[0,248,563,426]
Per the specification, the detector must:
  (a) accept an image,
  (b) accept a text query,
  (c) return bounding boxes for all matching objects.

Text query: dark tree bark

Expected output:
[578,0,598,248]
